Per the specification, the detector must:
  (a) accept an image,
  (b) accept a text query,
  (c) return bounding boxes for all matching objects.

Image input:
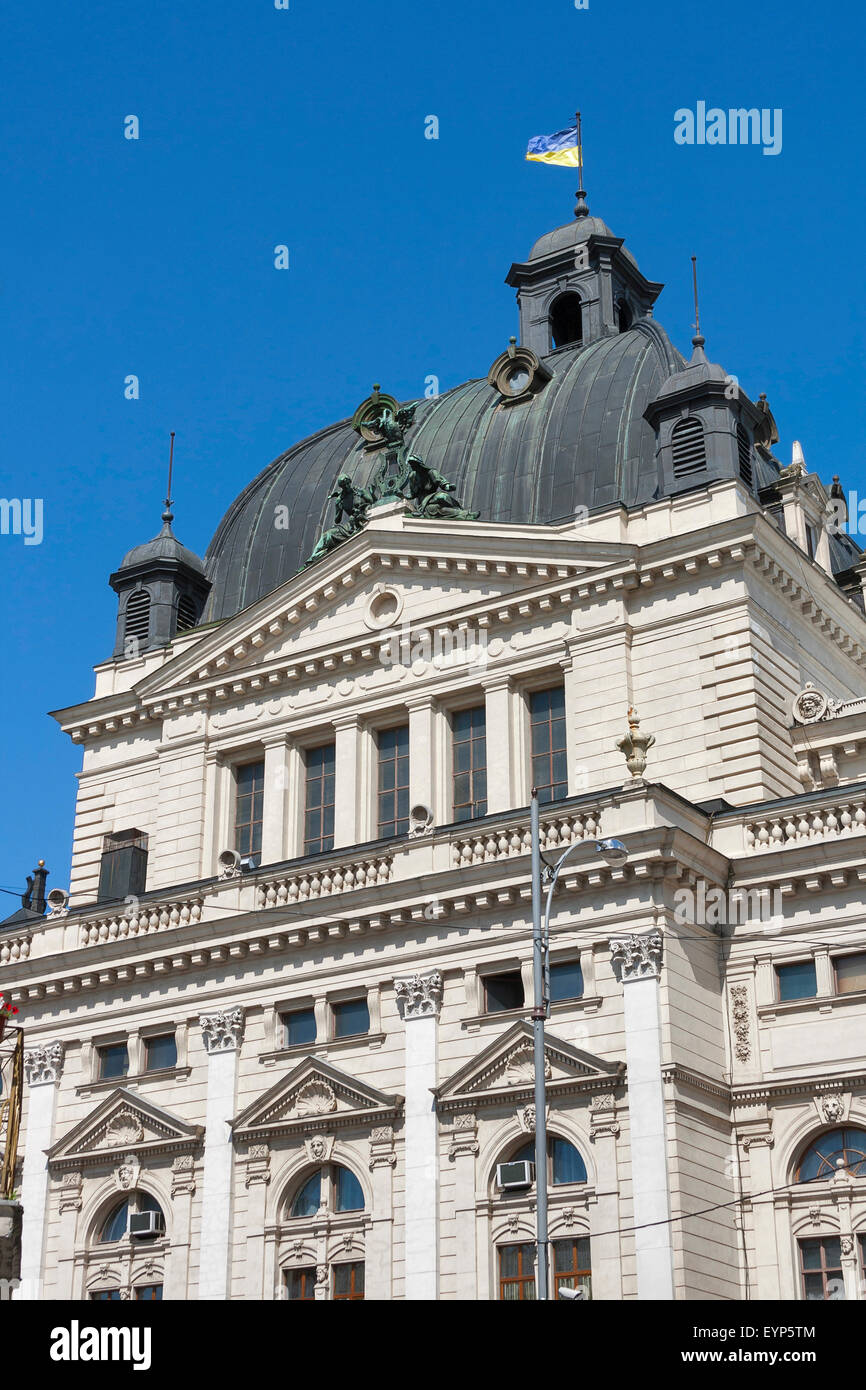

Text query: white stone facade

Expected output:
[6,477,866,1300]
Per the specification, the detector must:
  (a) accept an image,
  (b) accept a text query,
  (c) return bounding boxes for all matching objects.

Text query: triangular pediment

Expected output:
[129,515,633,706]
[435,1022,624,1109]
[46,1089,203,1168]
[232,1056,403,1138]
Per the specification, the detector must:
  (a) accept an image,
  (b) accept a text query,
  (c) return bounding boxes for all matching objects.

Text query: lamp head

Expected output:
[595,837,628,868]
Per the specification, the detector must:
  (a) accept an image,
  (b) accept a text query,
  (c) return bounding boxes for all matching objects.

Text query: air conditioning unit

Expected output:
[496,1160,535,1190]
[129,1210,165,1239]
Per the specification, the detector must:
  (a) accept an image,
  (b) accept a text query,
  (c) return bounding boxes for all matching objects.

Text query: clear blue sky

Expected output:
[1,0,863,904]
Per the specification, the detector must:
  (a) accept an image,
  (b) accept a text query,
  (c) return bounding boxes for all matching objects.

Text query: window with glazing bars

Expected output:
[530,687,567,803]
[452,706,487,821]
[304,744,335,854]
[498,1244,536,1301]
[553,1237,592,1300]
[799,1238,844,1300]
[378,726,409,837]
[235,760,264,858]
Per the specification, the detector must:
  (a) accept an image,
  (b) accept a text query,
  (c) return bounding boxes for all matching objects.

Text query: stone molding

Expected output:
[245,1144,271,1188]
[200,1007,245,1054]
[24,1041,64,1086]
[394,970,443,1020]
[369,1126,397,1169]
[448,1112,479,1159]
[609,931,664,982]
[171,1154,196,1198]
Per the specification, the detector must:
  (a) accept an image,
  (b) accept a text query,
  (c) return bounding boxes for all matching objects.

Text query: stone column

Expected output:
[243,1144,271,1299]
[261,735,291,865]
[483,676,514,813]
[15,1042,64,1301]
[610,931,674,1300]
[449,1112,479,1299]
[198,1008,244,1300]
[588,1092,623,1299]
[367,1127,397,1300]
[744,1133,781,1299]
[395,971,442,1300]
[407,696,436,820]
[333,714,361,849]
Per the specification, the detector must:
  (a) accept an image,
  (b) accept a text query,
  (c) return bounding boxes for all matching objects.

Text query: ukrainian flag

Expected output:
[525,124,582,168]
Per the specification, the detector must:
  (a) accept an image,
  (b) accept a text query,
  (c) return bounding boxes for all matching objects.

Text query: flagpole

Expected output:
[574,110,588,218]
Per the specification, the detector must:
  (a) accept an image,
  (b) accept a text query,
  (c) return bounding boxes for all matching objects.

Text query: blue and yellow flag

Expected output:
[525,124,582,168]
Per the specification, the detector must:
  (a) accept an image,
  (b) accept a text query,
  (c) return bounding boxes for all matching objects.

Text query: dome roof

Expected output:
[117,517,206,576]
[203,320,685,623]
[527,216,638,269]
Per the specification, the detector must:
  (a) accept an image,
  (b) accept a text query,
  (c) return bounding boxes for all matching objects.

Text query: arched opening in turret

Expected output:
[125,589,151,645]
[616,298,632,332]
[549,293,583,350]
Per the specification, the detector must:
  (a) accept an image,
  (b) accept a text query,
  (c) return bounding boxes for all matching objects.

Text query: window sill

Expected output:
[758,990,866,1022]
[77,1066,191,1097]
[260,1034,386,1067]
[462,997,602,1034]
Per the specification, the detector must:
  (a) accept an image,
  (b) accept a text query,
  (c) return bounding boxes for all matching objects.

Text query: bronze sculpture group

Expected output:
[304,394,478,567]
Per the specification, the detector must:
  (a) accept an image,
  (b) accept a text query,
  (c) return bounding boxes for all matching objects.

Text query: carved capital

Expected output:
[369,1126,397,1169]
[589,1091,620,1141]
[245,1143,271,1188]
[448,1112,479,1159]
[395,970,443,1020]
[24,1041,64,1085]
[59,1170,83,1214]
[610,930,663,982]
[200,1007,245,1053]
[171,1153,196,1199]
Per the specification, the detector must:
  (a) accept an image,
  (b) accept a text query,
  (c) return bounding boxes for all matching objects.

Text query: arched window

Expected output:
[796,1128,866,1182]
[125,589,151,644]
[289,1163,364,1218]
[615,297,632,332]
[736,422,753,487]
[671,417,707,478]
[508,1136,588,1186]
[97,1191,163,1244]
[176,593,198,633]
[549,293,583,349]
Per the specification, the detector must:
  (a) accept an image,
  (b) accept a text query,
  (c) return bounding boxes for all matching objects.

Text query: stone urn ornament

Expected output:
[616,707,655,779]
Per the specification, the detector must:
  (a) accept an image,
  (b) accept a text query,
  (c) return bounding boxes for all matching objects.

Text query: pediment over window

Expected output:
[434,1021,624,1113]
[232,1056,404,1141]
[46,1089,203,1170]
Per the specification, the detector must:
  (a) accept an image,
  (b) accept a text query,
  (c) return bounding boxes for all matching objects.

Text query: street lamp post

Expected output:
[530,788,628,1301]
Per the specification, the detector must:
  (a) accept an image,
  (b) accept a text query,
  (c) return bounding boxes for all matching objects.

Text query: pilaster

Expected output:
[16,1042,64,1301]
[395,971,442,1299]
[333,714,361,849]
[198,1007,244,1299]
[610,931,674,1299]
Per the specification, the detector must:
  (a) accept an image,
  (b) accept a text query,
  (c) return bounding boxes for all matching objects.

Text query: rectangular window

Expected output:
[378,725,410,838]
[286,1267,317,1302]
[553,1237,592,1301]
[452,706,487,822]
[484,970,524,1014]
[235,760,265,859]
[97,1043,129,1081]
[133,1284,163,1301]
[805,523,818,560]
[144,1034,177,1072]
[834,952,866,996]
[283,1007,317,1047]
[91,1289,123,1301]
[498,1243,536,1301]
[530,687,567,804]
[776,960,818,1002]
[332,1262,365,1301]
[332,997,370,1039]
[799,1238,845,1300]
[549,960,584,1002]
[304,744,335,855]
